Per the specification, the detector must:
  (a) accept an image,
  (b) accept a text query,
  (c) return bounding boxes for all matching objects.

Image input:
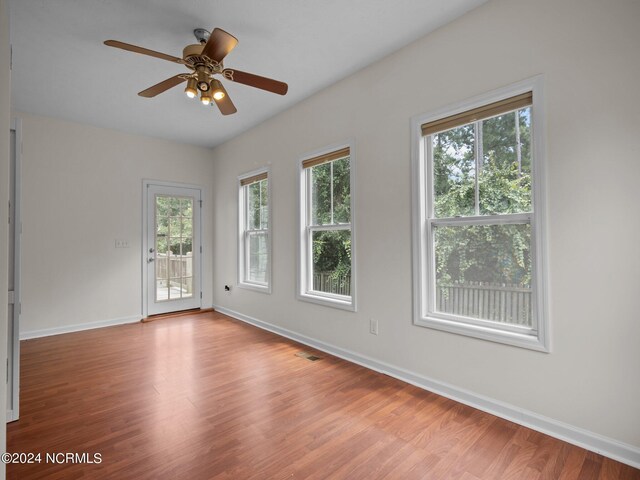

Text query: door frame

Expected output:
[8,118,22,422]
[142,179,204,318]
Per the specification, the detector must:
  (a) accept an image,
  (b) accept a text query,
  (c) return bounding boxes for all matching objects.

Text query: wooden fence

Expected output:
[313,272,351,296]
[156,253,193,293]
[437,281,532,326]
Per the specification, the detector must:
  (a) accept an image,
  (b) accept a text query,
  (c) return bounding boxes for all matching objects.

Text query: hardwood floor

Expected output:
[7,311,640,479]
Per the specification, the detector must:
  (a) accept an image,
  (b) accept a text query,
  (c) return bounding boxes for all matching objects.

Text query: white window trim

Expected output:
[298,140,357,311]
[237,167,272,294]
[410,76,550,352]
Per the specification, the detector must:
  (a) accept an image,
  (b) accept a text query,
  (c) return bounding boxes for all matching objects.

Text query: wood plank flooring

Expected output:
[7,311,640,479]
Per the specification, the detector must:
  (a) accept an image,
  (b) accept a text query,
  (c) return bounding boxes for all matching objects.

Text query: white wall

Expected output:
[0,0,10,474]
[211,0,640,454]
[15,112,215,336]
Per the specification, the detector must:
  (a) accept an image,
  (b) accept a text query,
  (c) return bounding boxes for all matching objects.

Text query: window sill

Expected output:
[298,292,356,312]
[414,315,549,352]
[237,282,271,294]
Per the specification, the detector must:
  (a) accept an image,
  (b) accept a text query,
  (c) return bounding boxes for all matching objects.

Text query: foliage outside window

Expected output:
[238,171,270,292]
[413,84,548,350]
[299,146,355,309]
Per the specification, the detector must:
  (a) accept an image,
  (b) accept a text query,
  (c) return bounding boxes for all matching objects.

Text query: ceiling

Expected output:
[9,0,486,148]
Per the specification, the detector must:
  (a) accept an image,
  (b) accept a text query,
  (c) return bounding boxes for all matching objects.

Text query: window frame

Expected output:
[411,76,550,351]
[298,141,356,311]
[237,167,272,293]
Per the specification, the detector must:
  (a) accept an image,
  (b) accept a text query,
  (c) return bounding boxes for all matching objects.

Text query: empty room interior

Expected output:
[0,0,639,478]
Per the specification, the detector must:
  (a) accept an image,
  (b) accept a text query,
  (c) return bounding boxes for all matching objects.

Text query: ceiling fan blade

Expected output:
[104,40,185,65]
[223,69,288,96]
[138,75,186,98]
[201,28,238,64]
[213,83,237,115]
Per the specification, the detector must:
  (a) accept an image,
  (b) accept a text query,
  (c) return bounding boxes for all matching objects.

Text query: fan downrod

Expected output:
[193,28,211,45]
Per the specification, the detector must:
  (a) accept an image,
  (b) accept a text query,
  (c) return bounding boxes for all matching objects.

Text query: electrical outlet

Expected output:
[115,239,130,248]
[115,239,122,248]
[369,318,378,335]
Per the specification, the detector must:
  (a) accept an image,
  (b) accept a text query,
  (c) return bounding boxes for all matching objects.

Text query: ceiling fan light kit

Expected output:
[104,27,288,116]
[184,78,198,98]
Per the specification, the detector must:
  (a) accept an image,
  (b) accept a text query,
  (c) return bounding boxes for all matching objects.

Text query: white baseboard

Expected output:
[20,315,141,340]
[213,304,640,469]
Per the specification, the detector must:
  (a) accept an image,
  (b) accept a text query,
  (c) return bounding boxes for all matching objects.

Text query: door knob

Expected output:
[148,257,155,263]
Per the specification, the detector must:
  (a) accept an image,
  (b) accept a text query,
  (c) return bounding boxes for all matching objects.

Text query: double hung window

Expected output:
[238,170,270,292]
[299,145,355,310]
[413,80,548,350]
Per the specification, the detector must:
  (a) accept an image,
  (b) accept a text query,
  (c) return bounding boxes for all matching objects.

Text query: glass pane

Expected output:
[156,279,169,302]
[479,107,532,214]
[181,198,193,217]
[180,241,192,256]
[168,197,181,216]
[518,108,532,174]
[181,220,193,245]
[433,125,476,218]
[169,237,181,255]
[246,182,261,230]
[311,163,331,225]
[333,157,351,224]
[182,252,193,277]
[247,232,268,284]
[260,179,269,229]
[156,216,168,237]
[181,277,193,298]
[434,223,532,326]
[156,237,167,254]
[311,229,351,297]
[156,196,169,217]
[155,254,168,302]
[169,278,182,299]
[169,217,181,236]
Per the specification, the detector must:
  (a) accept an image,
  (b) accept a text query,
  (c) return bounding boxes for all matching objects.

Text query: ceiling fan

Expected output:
[104,28,288,115]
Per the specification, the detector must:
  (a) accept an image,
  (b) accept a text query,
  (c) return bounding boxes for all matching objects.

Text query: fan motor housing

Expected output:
[183,44,223,73]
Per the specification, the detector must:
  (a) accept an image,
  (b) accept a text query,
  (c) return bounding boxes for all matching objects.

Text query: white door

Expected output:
[145,183,202,316]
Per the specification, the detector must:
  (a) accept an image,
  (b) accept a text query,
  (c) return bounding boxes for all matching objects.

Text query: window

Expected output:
[299,144,355,310]
[412,78,548,351]
[238,169,271,292]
